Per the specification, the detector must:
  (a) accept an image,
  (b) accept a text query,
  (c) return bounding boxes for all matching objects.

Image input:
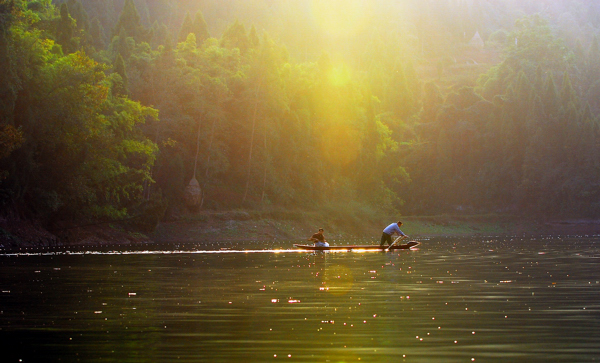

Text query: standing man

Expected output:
[309,228,329,247]
[380,221,408,247]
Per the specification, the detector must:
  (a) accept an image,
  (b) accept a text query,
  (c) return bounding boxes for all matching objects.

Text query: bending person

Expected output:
[380,221,408,247]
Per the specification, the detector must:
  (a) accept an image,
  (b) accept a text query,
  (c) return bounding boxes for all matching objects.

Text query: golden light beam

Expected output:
[310,0,371,39]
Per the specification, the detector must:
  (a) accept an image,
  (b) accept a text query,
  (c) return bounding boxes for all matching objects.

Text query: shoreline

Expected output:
[2,212,600,251]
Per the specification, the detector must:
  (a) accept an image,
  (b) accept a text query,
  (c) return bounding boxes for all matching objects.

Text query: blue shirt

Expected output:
[383,223,405,236]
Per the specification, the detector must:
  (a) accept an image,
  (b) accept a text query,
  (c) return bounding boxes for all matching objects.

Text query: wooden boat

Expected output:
[293,241,420,251]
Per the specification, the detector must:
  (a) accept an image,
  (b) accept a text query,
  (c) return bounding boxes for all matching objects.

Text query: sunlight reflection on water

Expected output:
[1,237,600,362]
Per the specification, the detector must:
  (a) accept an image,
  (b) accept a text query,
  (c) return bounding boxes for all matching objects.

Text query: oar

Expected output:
[387,235,408,251]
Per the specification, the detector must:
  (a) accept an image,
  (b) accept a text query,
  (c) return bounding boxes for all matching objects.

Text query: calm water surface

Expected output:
[1,237,600,362]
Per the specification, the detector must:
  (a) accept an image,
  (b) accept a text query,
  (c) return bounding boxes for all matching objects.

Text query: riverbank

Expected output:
[2,212,599,250]
[152,212,600,244]
[152,212,515,243]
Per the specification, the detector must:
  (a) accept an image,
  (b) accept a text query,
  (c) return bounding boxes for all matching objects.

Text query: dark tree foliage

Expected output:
[55,3,76,53]
[1,0,158,227]
[403,12,600,217]
[112,0,147,41]
[3,0,600,227]
[220,20,249,54]
[192,10,209,43]
[112,53,128,95]
[89,17,105,50]
[177,11,192,43]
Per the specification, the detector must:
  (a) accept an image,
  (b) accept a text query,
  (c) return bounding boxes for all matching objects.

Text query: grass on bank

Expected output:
[155,204,522,242]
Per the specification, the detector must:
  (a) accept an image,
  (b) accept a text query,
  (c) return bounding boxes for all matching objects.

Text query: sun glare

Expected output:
[311,0,371,38]
[327,64,352,87]
[315,62,360,166]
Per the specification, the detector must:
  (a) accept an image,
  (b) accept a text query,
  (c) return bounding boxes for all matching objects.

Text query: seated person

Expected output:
[309,228,329,247]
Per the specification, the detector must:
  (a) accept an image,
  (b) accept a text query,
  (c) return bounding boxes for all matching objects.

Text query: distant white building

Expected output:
[469,31,484,48]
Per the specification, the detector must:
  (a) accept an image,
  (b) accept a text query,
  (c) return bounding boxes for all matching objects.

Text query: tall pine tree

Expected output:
[112,0,146,42]
[192,11,209,44]
[56,3,76,54]
[178,11,193,43]
[113,53,128,96]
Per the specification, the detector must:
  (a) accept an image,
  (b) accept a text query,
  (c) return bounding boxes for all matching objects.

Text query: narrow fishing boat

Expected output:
[294,241,420,251]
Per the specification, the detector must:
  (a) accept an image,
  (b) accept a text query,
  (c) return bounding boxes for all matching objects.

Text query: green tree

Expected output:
[220,20,249,54]
[248,24,259,48]
[421,82,443,123]
[0,0,18,125]
[149,21,169,48]
[178,11,193,43]
[2,2,158,223]
[90,18,106,50]
[112,27,132,59]
[192,10,209,44]
[56,3,76,53]
[66,0,89,33]
[543,73,558,116]
[112,0,146,41]
[560,72,577,108]
[387,62,417,120]
[112,53,128,96]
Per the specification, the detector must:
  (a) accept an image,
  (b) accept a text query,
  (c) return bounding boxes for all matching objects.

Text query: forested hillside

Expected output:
[2,0,600,235]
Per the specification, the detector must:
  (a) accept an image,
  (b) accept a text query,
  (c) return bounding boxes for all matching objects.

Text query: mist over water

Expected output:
[1,237,599,362]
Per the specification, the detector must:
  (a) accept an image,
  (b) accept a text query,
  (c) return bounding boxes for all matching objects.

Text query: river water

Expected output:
[1,237,599,362]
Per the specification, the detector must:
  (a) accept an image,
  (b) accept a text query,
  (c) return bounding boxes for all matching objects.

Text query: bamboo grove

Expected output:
[1,0,600,232]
